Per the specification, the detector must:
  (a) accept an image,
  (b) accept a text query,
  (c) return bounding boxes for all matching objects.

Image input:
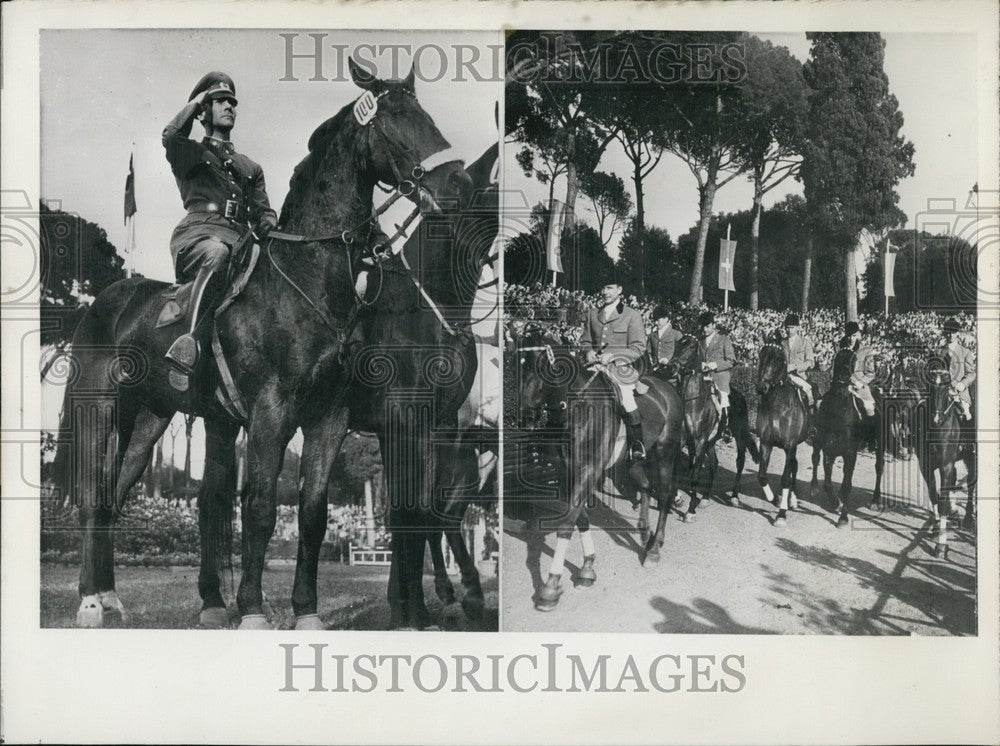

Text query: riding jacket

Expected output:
[942,339,976,405]
[700,332,735,394]
[163,100,277,262]
[850,343,878,389]
[580,302,646,384]
[782,334,815,374]
[648,326,684,367]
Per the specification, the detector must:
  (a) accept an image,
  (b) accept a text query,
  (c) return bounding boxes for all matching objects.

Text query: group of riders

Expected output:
[578,278,975,473]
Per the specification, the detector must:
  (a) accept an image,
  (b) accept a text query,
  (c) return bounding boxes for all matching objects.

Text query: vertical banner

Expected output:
[124,152,137,277]
[883,242,896,298]
[718,236,737,292]
[545,198,565,278]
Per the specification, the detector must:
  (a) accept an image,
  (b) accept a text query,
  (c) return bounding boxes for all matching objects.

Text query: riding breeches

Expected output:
[612,381,638,412]
[789,373,813,404]
[174,237,231,284]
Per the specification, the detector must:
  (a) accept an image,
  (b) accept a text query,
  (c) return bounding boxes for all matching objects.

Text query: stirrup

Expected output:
[166,334,199,392]
[629,441,646,461]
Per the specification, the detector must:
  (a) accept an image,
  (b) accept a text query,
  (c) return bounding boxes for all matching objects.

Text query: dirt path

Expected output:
[502,440,976,635]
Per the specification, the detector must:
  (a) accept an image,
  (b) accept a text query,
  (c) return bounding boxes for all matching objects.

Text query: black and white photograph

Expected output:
[35,29,501,631]
[503,29,986,634]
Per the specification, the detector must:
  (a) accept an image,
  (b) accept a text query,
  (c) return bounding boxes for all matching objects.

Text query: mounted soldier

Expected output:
[162,71,278,391]
[939,318,974,421]
[698,310,735,441]
[580,280,648,472]
[780,313,816,413]
[842,320,877,419]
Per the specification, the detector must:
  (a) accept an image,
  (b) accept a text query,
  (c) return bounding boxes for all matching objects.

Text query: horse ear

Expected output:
[349,57,377,90]
[403,65,416,93]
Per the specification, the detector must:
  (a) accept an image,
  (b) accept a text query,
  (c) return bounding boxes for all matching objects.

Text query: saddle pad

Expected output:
[155,284,193,328]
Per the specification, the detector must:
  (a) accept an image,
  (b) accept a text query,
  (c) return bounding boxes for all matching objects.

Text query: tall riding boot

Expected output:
[166,264,216,392]
[625,409,649,489]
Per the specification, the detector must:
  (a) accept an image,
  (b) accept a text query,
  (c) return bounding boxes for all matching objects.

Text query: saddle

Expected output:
[156,242,261,420]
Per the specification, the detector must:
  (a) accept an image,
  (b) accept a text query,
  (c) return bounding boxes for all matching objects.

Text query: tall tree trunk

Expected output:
[149,440,163,499]
[183,414,194,489]
[844,242,859,321]
[563,131,578,224]
[801,233,813,313]
[749,174,764,311]
[632,158,646,298]
[689,170,719,304]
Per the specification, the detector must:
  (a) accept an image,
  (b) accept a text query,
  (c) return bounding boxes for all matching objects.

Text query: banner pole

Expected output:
[724,224,731,312]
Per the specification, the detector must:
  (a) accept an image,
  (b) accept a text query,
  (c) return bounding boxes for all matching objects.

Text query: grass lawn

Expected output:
[41,562,498,631]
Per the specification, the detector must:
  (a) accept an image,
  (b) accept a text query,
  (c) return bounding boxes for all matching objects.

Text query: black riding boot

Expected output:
[166,264,216,392]
[625,409,649,489]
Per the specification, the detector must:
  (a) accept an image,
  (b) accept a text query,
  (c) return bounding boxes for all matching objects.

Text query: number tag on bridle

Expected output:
[353,90,378,126]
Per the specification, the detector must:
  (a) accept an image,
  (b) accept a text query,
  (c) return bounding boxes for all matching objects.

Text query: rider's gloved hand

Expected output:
[255,216,276,239]
[953,381,965,392]
[585,351,598,365]
[599,353,615,365]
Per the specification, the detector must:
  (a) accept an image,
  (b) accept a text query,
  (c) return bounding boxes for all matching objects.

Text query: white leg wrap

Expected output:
[549,536,570,578]
[779,487,789,511]
[580,529,595,557]
[762,483,775,502]
[938,516,948,545]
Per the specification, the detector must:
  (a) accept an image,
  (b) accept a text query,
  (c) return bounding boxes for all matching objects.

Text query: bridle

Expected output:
[262,86,484,340]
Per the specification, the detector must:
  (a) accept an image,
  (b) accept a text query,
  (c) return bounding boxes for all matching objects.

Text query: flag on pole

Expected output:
[124,154,137,225]
[718,236,737,292]
[883,237,896,298]
[545,199,565,274]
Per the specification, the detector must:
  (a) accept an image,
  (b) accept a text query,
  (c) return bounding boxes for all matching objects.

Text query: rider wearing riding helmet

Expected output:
[845,321,877,417]
[581,280,648,468]
[780,313,816,412]
[940,318,975,421]
[162,71,278,391]
[648,304,684,371]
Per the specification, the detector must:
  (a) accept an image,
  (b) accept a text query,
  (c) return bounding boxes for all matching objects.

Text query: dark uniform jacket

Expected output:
[580,302,646,384]
[162,101,276,262]
[649,327,684,367]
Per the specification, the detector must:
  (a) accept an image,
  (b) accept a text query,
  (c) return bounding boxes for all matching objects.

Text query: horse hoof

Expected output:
[789,495,799,511]
[774,516,787,528]
[535,579,562,611]
[728,497,740,508]
[933,544,950,560]
[682,512,697,523]
[461,593,485,622]
[199,607,229,628]
[534,596,560,612]
[836,514,849,528]
[645,549,661,565]
[576,577,595,588]
[76,596,104,628]
[294,614,327,631]
[671,495,684,509]
[98,591,129,623]
[238,614,272,630]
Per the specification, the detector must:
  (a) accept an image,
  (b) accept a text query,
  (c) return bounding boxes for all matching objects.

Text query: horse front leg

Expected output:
[198,417,240,628]
[646,439,680,563]
[810,438,821,497]
[731,437,747,508]
[291,408,349,630]
[236,398,292,629]
[774,447,795,527]
[536,460,595,611]
[575,508,597,587]
[684,443,707,523]
[426,529,456,605]
[836,450,858,528]
[934,460,956,560]
[870,432,885,512]
[962,447,976,530]
[757,442,775,509]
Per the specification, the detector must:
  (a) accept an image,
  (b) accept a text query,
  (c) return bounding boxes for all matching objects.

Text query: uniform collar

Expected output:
[204,137,235,155]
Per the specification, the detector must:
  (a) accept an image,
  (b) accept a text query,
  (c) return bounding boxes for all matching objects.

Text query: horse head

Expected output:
[756,344,787,395]
[279,57,472,235]
[514,325,576,427]
[671,334,703,378]
[926,351,954,427]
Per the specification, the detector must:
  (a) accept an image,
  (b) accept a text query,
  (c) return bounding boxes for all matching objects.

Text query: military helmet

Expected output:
[943,318,961,335]
[190,72,238,104]
[784,313,800,327]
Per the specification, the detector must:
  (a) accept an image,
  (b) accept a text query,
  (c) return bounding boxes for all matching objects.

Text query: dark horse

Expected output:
[340,141,500,628]
[655,335,758,521]
[755,345,810,526]
[810,348,885,527]
[55,60,471,628]
[913,352,976,559]
[515,328,684,610]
